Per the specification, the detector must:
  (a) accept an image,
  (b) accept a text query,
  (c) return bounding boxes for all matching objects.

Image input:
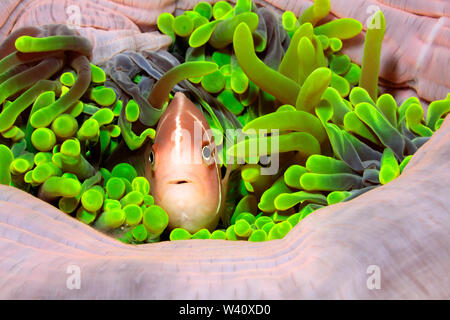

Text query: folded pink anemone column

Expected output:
[250,0,450,102]
[0,116,448,299]
[1,0,448,101]
[0,0,175,64]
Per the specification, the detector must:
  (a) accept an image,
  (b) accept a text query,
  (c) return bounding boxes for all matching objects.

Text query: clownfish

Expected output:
[143,92,230,233]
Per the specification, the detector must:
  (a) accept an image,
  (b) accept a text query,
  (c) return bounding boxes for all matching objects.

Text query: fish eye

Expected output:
[202,145,215,165]
[202,145,211,161]
[149,150,155,165]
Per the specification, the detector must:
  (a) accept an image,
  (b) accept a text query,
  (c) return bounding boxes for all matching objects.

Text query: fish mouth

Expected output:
[167,179,193,185]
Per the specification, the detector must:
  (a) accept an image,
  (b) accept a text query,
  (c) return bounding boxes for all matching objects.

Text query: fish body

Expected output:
[145,92,228,233]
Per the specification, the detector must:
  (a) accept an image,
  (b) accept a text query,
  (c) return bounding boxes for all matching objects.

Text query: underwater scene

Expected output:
[0,0,448,300]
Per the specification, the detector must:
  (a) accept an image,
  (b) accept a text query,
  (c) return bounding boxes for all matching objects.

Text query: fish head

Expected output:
[145,92,223,233]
